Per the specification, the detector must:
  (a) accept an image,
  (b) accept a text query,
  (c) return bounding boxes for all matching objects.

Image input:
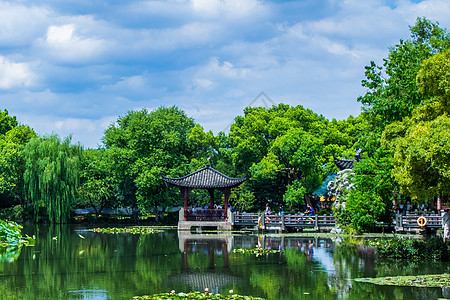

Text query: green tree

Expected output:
[0,125,37,209]
[102,107,205,216]
[229,104,362,210]
[23,135,83,223]
[358,17,450,129]
[0,109,17,136]
[77,149,116,216]
[382,48,450,201]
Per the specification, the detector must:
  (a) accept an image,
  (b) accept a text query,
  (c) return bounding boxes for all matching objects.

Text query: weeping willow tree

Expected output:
[23,135,83,223]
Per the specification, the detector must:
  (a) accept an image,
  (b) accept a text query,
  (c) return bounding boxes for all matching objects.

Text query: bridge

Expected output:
[230,212,443,233]
[232,212,336,232]
[177,208,444,233]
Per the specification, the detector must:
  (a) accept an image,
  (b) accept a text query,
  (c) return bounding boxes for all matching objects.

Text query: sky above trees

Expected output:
[1,0,450,148]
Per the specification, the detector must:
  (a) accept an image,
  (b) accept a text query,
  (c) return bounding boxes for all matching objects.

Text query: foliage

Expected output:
[229,104,363,210]
[354,274,450,288]
[366,236,449,261]
[0,219,35,262]
[132,290,265,300]
[23,135,83,223]
[0,219,34,246]
[77,148,116,215]
[0,125,37,210]
[229,184,256,212]
[102,107,206,215]
[358,17,450,129]
[0,109,18,136]
[282,180,306,207]
[381,48,450,201]
[332,141,395,233]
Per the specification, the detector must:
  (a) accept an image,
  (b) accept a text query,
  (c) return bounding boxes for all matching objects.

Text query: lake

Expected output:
[0,224,449,299]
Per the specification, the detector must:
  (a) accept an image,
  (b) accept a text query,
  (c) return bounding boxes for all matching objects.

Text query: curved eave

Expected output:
[334,158,354,170]
[161,165,246,189]
[162,174,246,189]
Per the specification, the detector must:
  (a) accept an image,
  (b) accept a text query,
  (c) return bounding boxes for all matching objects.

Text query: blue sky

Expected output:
[1,0,450,148]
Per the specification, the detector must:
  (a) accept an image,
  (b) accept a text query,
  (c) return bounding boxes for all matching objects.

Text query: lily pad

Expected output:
[89,227,164,234]
[355,274,450,288]
[232,248,282,255]
[132,291,265,299]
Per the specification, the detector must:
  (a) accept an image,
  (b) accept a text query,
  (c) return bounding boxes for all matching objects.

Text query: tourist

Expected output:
[305,205,314,216]
[265,203,271,215]
[442,209,450,242]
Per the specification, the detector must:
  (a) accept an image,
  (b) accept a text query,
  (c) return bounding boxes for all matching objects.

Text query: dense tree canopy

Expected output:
[229,104,363,210]
[383,48,450,201]
[102,106,208,215]
[23,135,83,223]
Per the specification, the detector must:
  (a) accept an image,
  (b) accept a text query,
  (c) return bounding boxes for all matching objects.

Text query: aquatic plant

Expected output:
[89,227,164,234]
[132,289,265,299]
[355,274,450,288]
[232,248,282,256]
[366,235,449,260]
[0,219,35,262]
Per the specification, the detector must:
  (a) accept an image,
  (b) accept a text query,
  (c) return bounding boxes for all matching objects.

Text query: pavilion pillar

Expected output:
[223,188,231,213]
[208,189,214,209]
[181,187,191,221]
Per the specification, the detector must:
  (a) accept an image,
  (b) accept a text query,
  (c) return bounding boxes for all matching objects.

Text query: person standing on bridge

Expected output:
[442,209,450,242]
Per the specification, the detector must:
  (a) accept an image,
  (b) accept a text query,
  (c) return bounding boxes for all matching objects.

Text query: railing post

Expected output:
[281,214,285,232]
[261,213,265,230]
[180,208,185,222]
[314,215,318,231]
[231,211,235,225]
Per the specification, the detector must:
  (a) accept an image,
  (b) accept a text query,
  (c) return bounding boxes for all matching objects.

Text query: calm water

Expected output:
[0,225,449,300]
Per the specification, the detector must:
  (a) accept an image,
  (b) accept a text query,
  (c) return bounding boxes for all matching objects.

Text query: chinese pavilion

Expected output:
[162,164,246,230]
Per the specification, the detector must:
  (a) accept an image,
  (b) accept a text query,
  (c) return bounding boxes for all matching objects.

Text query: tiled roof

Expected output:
[332,149,364,170]
[333,158,354,170]
[162,164,246,189]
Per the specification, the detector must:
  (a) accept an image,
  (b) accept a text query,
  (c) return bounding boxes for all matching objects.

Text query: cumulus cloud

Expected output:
[0,2,49,47]
[190,0,268,19]
[0,56,35,89]
[37,23,108,63]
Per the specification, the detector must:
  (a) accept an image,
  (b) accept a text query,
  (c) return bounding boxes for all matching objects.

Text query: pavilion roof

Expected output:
[161,164,246,189]
[333,158,354,170]
[332,149,363,170]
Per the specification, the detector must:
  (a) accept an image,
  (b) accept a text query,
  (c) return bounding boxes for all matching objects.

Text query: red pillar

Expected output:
[182,187,191,221]
[224,188,230,220]
[208,189,214,209]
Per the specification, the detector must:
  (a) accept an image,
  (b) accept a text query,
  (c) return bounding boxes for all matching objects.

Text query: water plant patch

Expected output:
[132,289,265,299]
[232,248,282,256]
[354,274,450,288]
[89,227,164,234]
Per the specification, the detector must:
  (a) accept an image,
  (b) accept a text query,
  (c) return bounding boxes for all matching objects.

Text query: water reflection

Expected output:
[0,225,448,299]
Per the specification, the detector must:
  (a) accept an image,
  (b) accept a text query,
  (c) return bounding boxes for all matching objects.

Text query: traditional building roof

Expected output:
[162,164,246,189]
[332,149,363,171]
[333,158,354,170]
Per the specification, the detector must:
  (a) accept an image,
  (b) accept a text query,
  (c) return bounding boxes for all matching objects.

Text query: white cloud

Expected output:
[0,56,35,89]
[38,23,108,63]
[0,2,49,47]
[191,0,267,19]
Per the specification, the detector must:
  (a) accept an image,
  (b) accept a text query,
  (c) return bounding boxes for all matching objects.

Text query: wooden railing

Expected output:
[395,214,442,230]
[184,209,226,221]
[233,213,335,230]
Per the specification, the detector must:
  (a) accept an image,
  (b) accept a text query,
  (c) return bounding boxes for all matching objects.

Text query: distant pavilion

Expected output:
[162,163,246,230]
[332,149,363,170]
